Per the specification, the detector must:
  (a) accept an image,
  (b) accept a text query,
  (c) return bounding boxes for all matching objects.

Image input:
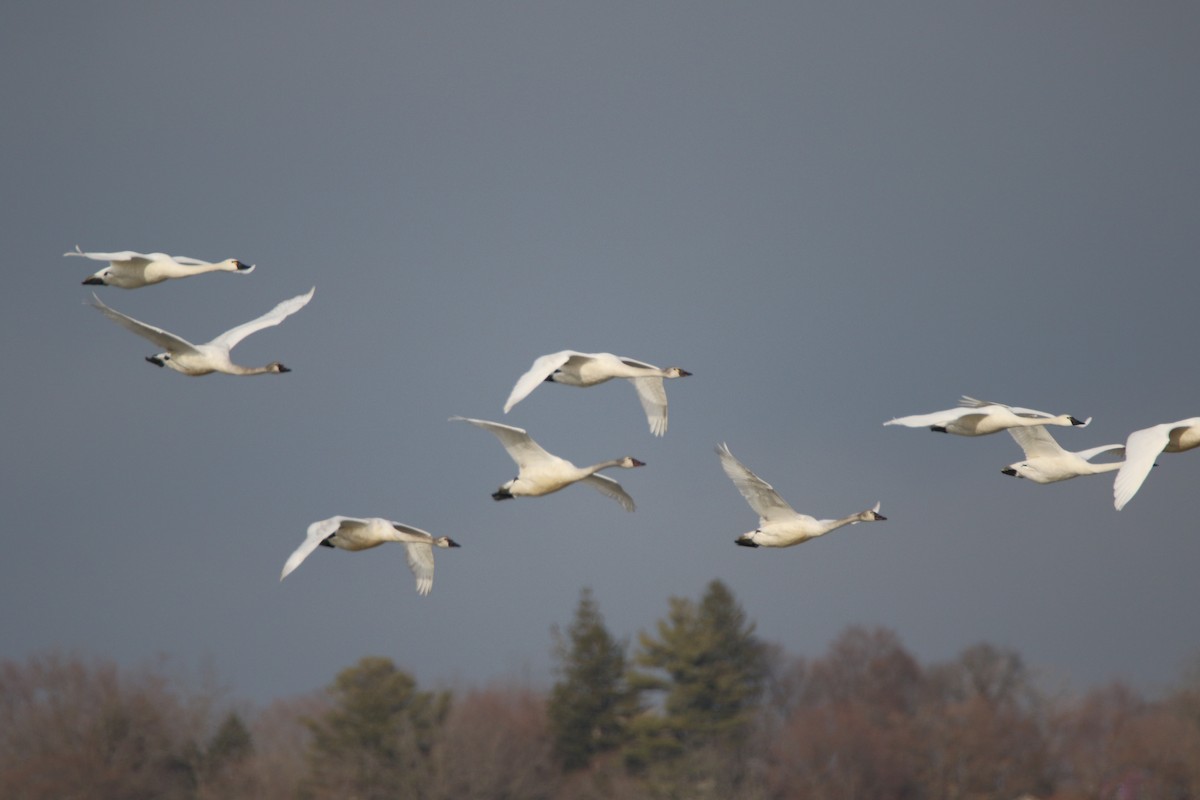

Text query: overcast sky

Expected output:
[3,2,1199,703]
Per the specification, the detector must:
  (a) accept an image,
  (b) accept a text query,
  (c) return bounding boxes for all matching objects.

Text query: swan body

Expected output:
[1113,418,1200,510]
[451,416,644,510]
[280,516,460,595]
[1000,426,1125,484]
[503,350,691,436]
[716,443,885,548]
[89,287,314,376]
[884,395,1090,436]
[66,246,254,288]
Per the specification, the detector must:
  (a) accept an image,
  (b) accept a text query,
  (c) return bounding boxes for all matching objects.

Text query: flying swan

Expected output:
[999,425,1125,484]
[1113,418,1200,510]
[884,396,1090,436]
[503,350,691,436]
[66,246,254,288]
[450,416,645,510]
[89,287,314,376]
[716,442,885,548]
[280,516,460,596]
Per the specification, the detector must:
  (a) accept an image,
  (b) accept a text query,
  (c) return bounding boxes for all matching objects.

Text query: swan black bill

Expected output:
[145,355,165,367]
[491,489,514,501]
[735,538,759,548]
[1001,467,1018,476]
[872,512,888,521]
[82,277,104,285]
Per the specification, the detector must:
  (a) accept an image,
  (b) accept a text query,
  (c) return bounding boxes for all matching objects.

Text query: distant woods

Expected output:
[3,580,1200,799]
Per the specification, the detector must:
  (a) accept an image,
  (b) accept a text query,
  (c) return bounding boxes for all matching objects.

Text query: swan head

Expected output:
[435,537,462,549]
[146,353,168,368]
[1001,465,1021,478]
[1069,416,1090,427]
[864,502,886,521]
[619,457,645,468]
[266,361,291,374]
[492,481,516,501]
[225,259,255,273]
[665,367,692,378]
[83,269,111,286]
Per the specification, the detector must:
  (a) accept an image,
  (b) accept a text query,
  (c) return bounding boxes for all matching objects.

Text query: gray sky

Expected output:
[4,2,1199,703]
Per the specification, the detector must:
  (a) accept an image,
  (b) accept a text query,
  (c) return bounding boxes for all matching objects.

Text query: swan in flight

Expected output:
[88,287,314,376]
[884,396,1090,436]
[999,426,1125,484]
[66,246,254,288]
[450,416,645,510]
[1113,418,1200,510]
[280,516,460,596]
[716,443,885,548]
[503,350,691,436]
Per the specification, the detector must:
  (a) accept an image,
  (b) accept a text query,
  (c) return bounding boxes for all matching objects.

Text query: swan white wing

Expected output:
[618,356,659,370]
[1006,426,1066,459]
[65,248,152,264]
[503,350,580,412]
[631,376,669,436]
[208,287,315,350]
[715,443,797,523]
[960,396,1059,419]
[883,407,974,428]
[1114,425,1171,510]
[450,416,555,466]
[580,473,636,511]
[281,516,355,580]
[1074,443,1125,462]
[89,293,199,354]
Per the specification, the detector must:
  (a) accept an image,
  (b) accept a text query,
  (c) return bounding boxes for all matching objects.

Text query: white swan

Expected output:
[1113,418,1200,510]
[66,246,254,288]
[450,416,644,510]
[884,395,1090,436]
[716,443,885,548]
[999,426,1125,484]
[280,516,460,596]
[89,287,314,376]
[503,350,691,436]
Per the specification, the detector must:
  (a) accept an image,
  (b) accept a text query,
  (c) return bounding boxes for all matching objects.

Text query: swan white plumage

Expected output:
[89,287,314,376]
[716,443,885,548]
[450,416,645,510]
[503,350,691,436]
[1113,418,1200,510]
[280,516,460,596]
[999,426,1125,484]
[66,246,255,288]
[884,395,1090,436]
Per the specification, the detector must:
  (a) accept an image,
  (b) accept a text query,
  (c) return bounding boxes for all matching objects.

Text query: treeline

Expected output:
[2,580,1199,799]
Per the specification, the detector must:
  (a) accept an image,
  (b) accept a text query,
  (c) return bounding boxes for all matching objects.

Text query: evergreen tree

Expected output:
[627,580,766,768]
[303,656,450,800]
[547,587,635,771]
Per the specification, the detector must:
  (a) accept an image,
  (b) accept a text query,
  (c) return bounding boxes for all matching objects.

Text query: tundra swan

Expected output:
[1113,418,1200,510]
[66,245,254,288]
[503,350,691,436]
[716,443,885,548]
[88,287,314,376]
[280,516,460,596]
[450,415,644,510]
[884,395,1090,436]
[999,426,1125,484]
